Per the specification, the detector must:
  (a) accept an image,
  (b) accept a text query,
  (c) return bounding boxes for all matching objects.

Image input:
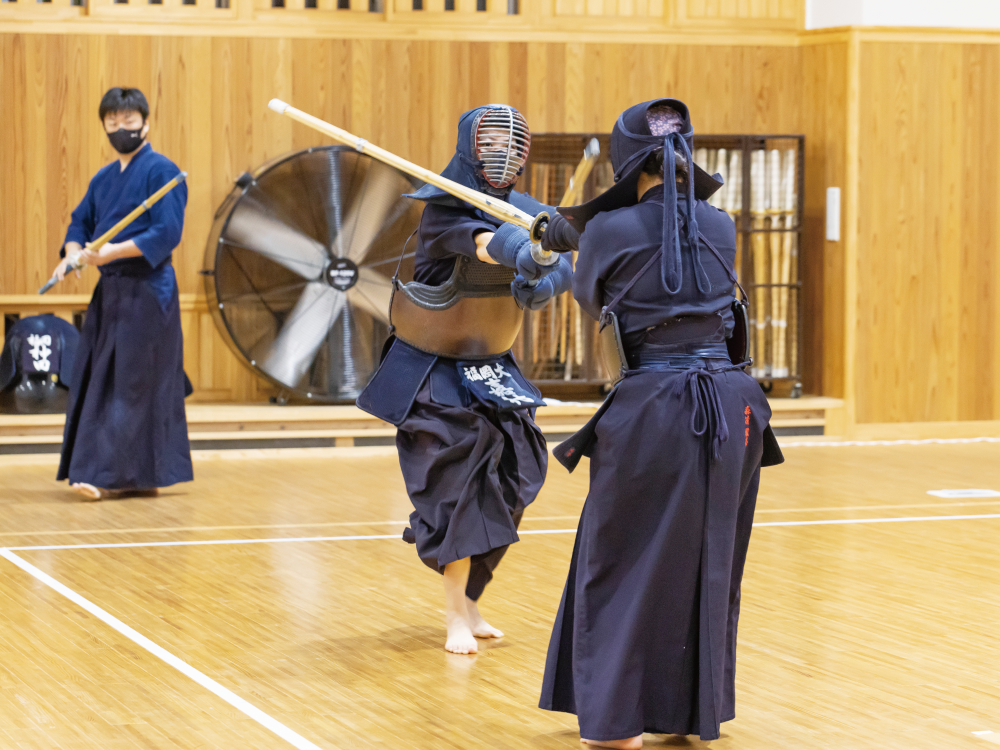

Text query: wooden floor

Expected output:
[0,440,999,749]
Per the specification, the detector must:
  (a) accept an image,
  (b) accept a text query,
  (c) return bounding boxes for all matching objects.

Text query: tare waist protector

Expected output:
[390,254,524,360]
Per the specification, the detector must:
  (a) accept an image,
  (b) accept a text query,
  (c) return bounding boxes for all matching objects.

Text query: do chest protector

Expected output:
[389,255,523,360]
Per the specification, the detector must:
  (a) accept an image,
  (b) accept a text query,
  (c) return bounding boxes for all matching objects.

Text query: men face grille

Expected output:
[474,107,531,190]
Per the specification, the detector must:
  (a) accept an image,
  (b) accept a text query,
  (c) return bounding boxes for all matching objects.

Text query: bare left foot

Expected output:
[445,617,479,655]
[466,597,504,639]
[581,736,643,749]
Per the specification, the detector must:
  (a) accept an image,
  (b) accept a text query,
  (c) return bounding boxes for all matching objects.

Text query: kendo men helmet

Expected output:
[469,105,531,193]
[558,99,726,295]
[405,104,532,205]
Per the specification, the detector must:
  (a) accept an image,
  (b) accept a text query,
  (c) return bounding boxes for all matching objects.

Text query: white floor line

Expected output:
[781,436,1000,448]
[2,533,403,552]
[4,513,1000,552]
[753,513,1000,527]
[0,549,327,750]
[0,516,580,540]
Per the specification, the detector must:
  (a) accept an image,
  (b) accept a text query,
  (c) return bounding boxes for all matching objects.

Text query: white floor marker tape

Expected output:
[780,436,1000,448]
[0,549,327,750]
[927,489,1000,498]
[3,513,1000,553]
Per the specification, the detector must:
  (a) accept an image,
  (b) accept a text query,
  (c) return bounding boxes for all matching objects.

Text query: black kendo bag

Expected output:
[0,314,79,414]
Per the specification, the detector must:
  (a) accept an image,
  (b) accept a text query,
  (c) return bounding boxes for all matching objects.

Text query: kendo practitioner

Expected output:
[0,314,79,415]
[50,87,192,501]
[537,100,784,747]
[357,105,572,655]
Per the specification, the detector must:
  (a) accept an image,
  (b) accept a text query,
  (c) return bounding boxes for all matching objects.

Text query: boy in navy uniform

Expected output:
[52,87,192,500]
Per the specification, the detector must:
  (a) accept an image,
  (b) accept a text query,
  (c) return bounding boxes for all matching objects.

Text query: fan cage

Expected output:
[203,145,421,404]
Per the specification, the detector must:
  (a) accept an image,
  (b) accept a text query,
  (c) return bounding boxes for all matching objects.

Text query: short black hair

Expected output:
[99,87,149,122]
[643,148,689,181]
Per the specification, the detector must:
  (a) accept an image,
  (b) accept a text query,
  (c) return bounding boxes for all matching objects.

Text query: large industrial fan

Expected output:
[204,146,423,402]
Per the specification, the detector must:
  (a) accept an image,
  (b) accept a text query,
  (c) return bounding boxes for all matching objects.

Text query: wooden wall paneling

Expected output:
[958,45,999,421]
[856,42,962,423]
[545,43,567,132]
[526,42,550,133]
[252,37,293,168]
[506,42,529,124]
[798,40,848,400]
[857,40,1000,424]
[1,35,26,294]
[24,34,47,297]
[487,42,510,107]
[407,41,432,168]
[563,42,585,132]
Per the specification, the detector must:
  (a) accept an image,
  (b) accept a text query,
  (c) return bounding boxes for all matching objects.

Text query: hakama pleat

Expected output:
[396,378,548,600]
[539,367,769,741]
[58,266,192,490]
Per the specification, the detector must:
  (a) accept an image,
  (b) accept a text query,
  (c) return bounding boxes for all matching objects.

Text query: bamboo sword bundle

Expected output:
[750,150,768,378]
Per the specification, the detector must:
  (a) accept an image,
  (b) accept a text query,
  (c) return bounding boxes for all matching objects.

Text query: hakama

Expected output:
[57,144,192,490]
[360,342,548,600]
[539,365,770,740]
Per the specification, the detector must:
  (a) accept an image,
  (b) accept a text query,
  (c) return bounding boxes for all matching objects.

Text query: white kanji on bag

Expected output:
[27,334,53,373]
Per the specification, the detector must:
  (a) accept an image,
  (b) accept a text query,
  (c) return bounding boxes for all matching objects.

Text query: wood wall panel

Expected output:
[856,41,1000,423]
[799,41,849,400]
[1,34,820,401]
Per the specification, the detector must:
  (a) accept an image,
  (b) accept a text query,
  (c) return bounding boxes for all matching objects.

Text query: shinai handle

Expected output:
[39,172,188,295]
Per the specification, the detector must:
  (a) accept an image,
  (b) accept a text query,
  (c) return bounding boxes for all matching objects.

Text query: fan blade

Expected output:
[226,193,328,279]
[326,149,345,257]
[261,281,346,387]
[348,268,393,325]
[340,161,409,263]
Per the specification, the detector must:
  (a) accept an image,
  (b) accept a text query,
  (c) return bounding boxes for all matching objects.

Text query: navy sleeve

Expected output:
[64,177,98,248]
[508,190,555,216]
[419,203,499,261]
[130,160,187,268]
[572,215,611,322]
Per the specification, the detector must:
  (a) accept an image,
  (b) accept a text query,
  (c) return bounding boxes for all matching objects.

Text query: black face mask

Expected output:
[107,126,145,154]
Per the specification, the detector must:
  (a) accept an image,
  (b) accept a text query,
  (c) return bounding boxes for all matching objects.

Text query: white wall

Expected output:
[806,0,862,30]
[806,0,1000,29]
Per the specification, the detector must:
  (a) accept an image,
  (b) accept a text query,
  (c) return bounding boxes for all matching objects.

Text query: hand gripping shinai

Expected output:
[267,99,558,274]
[39,171,188,295]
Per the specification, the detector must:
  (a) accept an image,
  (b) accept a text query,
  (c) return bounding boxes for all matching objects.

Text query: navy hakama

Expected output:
[57,144,192,490]
[539,365,770,740]
[357,166,553,599]
[394,359,548,600]
[539,119,782,740]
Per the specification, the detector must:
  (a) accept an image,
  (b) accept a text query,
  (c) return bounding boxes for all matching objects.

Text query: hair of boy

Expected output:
[98,88,150,122]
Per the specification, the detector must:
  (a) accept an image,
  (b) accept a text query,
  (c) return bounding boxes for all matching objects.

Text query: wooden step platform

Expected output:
[0,397,842,453]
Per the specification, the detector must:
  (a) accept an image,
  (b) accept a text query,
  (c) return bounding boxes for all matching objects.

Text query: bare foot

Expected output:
[442,559,477,655]
[71,483,103,501]
[466,597,504,639]
[581,736,643,749]
[445,618,479,655]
